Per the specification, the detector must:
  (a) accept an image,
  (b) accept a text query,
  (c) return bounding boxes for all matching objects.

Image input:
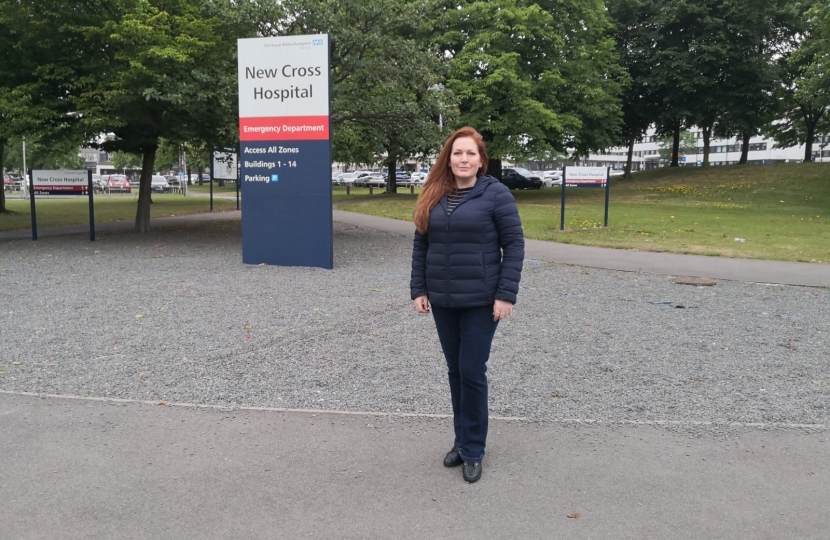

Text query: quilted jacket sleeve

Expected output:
[492,185,524,304]
[410,229,429,300]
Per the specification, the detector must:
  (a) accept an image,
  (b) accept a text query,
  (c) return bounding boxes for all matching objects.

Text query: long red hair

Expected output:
[413,127,489,233]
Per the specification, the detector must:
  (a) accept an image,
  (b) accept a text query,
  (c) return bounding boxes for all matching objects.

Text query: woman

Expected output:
[410,126,524,483]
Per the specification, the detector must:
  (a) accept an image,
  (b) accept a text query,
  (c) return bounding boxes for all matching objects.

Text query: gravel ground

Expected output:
[1,220,828,428]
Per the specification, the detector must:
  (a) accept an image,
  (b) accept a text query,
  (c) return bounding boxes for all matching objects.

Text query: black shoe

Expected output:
[443,446,463,467]
[462,460,482,483]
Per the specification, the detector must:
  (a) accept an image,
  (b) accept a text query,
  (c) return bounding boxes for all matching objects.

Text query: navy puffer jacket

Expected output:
[410,174,525,308]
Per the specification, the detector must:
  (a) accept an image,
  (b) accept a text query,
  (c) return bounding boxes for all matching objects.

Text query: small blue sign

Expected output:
[271,174,279,182]
[312,39,324,46]
[680,156,687,163]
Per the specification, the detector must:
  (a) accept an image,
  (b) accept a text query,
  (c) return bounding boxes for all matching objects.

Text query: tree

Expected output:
[766,0,830,162]
[608,0,661,177]
[265,0,450,192]
[712,0,796,164]
[1,0,239,229]
[0,1,87,213]
[437,0,625,174]
[74,1,239,231]
[645,1,695,167]
[4,136,85,172]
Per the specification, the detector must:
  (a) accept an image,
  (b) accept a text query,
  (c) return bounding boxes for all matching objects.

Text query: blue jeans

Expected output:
[431,305,499,462]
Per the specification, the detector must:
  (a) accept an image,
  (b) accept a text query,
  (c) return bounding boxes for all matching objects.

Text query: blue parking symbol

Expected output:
[271,174,279,183]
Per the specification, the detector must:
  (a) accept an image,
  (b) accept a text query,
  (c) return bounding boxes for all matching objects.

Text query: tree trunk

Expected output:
[624,135,635,178]
[702,126,711,167]
[671,125,680,167]
[134,145,158,233]
[198,166,204,185]
[739,131,750,164]
[487,159,502,180]
[0,138,6,213]
[386,158,397,194]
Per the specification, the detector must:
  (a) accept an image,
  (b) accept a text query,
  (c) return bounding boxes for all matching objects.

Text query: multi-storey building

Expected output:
[581,129,828,171]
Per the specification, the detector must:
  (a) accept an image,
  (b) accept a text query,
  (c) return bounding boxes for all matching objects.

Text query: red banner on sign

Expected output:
[33,185,88,193]
[240,116,330,141]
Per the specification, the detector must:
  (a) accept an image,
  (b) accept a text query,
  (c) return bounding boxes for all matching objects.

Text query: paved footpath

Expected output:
[2,207,829,539]
[2,393,827,540]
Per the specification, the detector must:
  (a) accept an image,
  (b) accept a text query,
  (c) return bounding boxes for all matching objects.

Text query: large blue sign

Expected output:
[240,141,332,267]
[238,34,332,269]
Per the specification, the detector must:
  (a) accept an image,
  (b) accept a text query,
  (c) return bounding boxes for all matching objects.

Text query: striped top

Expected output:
[446,187,474,214]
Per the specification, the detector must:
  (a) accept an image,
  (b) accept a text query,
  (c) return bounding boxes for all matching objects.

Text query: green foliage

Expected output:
[438,0,625,160]
[110,151,143,172]
[277,0,450,171]
[155,139,183,172]
[74,1,238,152]
[713,0,793,141]
[765,0,830,161]
[608,0,659,146]
[4,136,85,171]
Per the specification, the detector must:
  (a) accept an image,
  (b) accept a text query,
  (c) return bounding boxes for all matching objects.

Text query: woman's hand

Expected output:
[414,295,430,314]
[493,299,513,321]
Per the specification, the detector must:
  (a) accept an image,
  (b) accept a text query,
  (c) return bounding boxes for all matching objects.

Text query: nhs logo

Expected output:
[312,39,324,46]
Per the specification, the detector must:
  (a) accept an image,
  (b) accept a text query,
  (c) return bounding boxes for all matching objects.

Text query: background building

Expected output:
[582,129,828,171]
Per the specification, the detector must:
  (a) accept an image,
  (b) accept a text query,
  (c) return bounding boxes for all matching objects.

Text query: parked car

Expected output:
[353,171,377,187]
[3,173,10,191]
[105,174,131,193]
[391,170,413,187]
[364,173,387,188]
[165,175,181,186]
[542,170,562,187]
[331,172,344,185]
[500,167,543,190]
[340,172,358,186]
[7,173,23,191]
[91,174,109,192]
[151,175,170,192]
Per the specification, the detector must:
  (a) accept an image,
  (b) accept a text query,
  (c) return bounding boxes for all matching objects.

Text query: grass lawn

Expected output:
[0,194,237,232]
[332,185,421,202]
[186,183,240,195]
[338,163,830,263]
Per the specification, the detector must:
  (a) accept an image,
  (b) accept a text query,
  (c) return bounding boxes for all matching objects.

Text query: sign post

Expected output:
[87,169,96,240]
[28,169,37,240]
[237,34,332,268]
[560,166,611,231]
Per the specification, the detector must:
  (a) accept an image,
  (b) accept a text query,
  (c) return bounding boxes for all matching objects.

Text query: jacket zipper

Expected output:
[444,185,486,301]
